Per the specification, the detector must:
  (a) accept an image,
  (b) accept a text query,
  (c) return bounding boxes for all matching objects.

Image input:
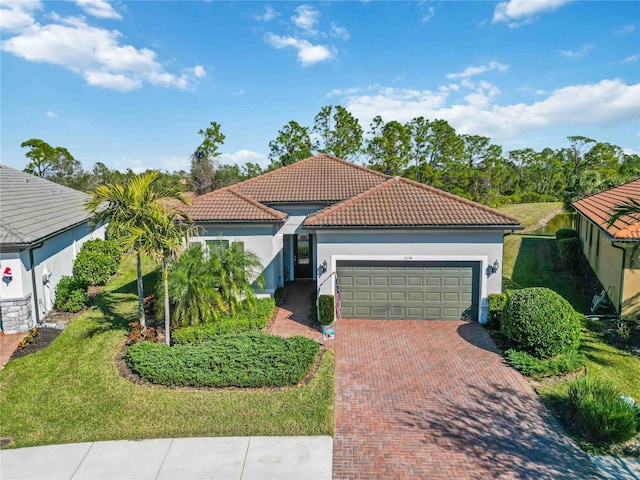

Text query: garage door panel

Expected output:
[337,261,479,321]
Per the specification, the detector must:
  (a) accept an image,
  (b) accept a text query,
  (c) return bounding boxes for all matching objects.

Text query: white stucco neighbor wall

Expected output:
[195,223,281,296]
[0,222,106,332]
[314,228,506,323]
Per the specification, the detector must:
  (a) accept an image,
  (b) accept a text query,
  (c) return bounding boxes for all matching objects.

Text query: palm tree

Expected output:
[86,172,189,328]
[608,198,640,269]
[158,244,226,326]
[210,241,265,316]
[135,209,197,345]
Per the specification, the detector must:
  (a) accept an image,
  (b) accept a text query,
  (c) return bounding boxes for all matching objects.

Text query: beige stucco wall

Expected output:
[577,213,624,313]
[622,258,640,320]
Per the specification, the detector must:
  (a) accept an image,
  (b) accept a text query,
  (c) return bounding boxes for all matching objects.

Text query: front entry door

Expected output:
[294,234,313,279]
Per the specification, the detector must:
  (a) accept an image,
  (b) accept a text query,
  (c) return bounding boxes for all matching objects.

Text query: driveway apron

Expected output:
[333,320,600,480]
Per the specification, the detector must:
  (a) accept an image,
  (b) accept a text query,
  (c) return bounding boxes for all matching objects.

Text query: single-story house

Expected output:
[572,178,640,319]
[185,154,522,323]
[0,166,106,333]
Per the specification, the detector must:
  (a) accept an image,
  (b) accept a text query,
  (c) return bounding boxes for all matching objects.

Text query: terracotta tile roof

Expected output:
[233,154,389,203]
[185,187,287,222]
[572,178,640,239]
[304,177,522,227]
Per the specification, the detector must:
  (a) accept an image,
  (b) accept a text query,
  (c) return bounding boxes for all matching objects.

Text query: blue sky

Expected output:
[1,0,639,173]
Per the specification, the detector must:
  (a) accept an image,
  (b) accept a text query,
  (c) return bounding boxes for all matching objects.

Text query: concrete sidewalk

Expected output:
[0,436,333,480]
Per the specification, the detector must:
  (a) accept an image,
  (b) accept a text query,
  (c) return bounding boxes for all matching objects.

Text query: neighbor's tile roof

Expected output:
[305,177,522,227]
[233,154,389,203]
[186,187,287,222]
[0,166,92,245]
[572,178,640,239]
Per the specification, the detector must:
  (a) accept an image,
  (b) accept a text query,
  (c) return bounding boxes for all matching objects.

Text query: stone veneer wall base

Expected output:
[0,294,34,334]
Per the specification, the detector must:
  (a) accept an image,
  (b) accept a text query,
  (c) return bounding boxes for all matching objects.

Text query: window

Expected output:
[206,239,229,256]
[589,224,593,247]
[596,231,600,256]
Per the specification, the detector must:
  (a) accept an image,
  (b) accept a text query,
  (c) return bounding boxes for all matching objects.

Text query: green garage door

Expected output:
[336,261,479,321]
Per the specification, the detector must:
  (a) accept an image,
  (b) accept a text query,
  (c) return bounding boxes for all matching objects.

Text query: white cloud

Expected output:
[616,24,636,34]
[46,111,57,118]
[0,7,205,91]
[622,147,638,156]
[558,45,593,58]
[446,61,508,79]
[335,79,639,142]
[254,6,278,22]
[422,6,435,22]
[330,23,350,40]
[219,149,268,168]
[75,0,121,20]
[622,54,639,63]
[266,34,334,66]
[0,1,42,32]
[232,88,246,97]
[493,0,569,27]
[292,5,320,36]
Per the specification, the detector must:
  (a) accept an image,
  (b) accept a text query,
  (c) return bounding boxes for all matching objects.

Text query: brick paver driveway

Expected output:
[333,320,599,480]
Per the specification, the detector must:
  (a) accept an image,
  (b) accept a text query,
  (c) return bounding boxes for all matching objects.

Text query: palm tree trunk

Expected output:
[163,259,171,346]
[136,252,146,329]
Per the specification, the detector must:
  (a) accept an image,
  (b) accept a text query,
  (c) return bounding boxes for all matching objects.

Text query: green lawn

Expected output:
[502,233,640,452]
[498,202,563,231]
[0,256,334,448]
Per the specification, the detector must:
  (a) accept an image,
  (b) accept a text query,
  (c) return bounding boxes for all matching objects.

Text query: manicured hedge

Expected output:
[172,298,275,345]
[501,287,581,359]
[54,276,88,312]
[487,293,508,329]
[318,295,335,326]
[73,239,122,285]
[555,229,578,241]
[557,237,582,272]
[126,332,319,388]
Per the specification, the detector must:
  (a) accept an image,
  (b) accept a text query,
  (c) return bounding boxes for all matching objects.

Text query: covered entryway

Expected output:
[336,260,479,321]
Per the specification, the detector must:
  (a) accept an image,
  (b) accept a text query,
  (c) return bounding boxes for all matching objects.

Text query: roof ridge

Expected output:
[228,154,390,196]
[306,177,397,224]
[227,189,287,220]
[395,176,522,224]
[573,177,640,204]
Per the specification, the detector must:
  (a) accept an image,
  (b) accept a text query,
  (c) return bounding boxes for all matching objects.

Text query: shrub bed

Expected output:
[501,287,581,358]
[505,349,585,378]
[568,376,638,444]
[73,239,122,285]
[126,332,319,388]
[54,276,88,312]
[172,298,275,345]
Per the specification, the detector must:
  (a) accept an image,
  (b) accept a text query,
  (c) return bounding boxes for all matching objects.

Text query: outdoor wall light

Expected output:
[491,260,500,273]
[320,259,328,274]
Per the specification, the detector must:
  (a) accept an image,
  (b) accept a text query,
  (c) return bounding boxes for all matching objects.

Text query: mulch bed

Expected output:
[9,328,62,361]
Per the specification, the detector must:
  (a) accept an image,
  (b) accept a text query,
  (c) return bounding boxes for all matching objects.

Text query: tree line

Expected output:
[20,105,639,207]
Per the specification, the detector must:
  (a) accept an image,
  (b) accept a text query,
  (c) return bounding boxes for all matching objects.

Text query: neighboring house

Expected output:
[0,166,106,333]
[185,155,522,323]
[572,178,640,320]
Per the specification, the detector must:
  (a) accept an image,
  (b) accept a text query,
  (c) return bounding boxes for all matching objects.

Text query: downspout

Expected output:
[29,246,41,324]
[610,241,627,316]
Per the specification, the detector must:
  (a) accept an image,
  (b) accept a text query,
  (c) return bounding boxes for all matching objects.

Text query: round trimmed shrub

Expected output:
[73,239,122,285]
[569,376,638,444]
[501,287,581,358]
[54,276,88,312]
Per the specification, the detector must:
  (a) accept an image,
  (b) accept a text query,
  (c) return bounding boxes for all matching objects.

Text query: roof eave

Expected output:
[305,223,524,229]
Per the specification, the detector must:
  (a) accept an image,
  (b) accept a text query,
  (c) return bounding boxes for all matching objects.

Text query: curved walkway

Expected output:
[0,436,333,480]
[332,320,603,480]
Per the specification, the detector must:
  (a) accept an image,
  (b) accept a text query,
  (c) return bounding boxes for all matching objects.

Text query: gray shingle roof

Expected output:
[0,166,93,246]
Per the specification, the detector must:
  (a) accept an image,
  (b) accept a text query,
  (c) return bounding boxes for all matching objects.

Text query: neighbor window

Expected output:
[206,239,229,255]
